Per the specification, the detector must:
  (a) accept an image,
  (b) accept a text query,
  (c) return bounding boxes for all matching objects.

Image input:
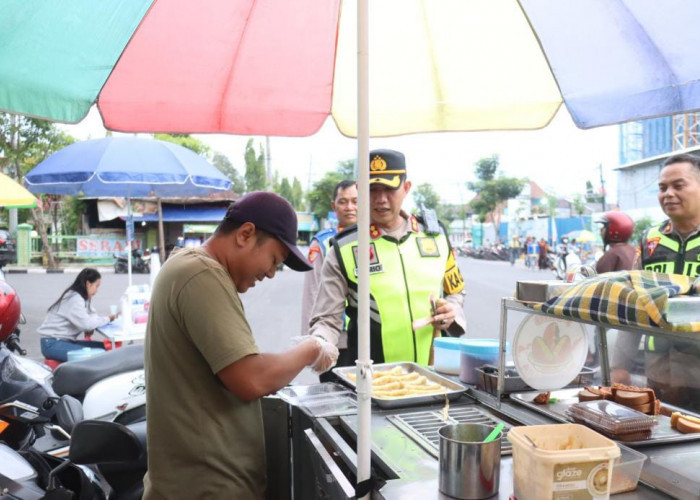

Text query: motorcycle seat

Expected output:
[53,344,144,400]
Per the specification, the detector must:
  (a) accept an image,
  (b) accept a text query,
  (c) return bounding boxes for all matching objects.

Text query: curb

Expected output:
[4,267,115,274]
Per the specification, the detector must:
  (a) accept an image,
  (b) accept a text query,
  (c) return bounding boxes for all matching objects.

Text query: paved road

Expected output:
[4,257,552,384]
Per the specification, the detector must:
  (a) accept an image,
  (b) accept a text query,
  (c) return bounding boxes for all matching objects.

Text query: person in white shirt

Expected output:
[38,268,117,361]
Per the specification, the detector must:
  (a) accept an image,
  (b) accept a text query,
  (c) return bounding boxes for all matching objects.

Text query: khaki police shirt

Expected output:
[309,214,466,346]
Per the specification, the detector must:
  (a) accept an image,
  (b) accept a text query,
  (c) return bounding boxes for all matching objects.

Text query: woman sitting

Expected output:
[38,268,117,362]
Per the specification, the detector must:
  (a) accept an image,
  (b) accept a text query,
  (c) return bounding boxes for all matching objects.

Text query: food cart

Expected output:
[264,292,700,499]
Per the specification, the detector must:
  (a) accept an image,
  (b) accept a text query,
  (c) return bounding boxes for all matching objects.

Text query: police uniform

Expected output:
[617,220,700,410]
[301,227,339,336]
[309,149,466,367]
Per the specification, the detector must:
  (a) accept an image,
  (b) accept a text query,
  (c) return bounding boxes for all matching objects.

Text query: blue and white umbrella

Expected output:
[25,136,232,284]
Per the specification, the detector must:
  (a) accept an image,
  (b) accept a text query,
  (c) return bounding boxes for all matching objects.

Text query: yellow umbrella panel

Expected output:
[0,173,38,209]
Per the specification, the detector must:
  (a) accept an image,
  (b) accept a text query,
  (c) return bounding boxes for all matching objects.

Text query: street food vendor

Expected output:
[612,154,700,410]
[143,192,339,499]
[308,149,466,366]
[301,179,358,377]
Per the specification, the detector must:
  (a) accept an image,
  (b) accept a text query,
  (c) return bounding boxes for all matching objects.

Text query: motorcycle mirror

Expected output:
[55,395,84,434]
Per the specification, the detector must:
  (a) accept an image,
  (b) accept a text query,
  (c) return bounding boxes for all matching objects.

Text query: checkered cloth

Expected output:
[533,270,700,333]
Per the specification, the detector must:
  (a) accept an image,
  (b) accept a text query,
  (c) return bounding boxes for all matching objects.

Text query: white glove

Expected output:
[307,336,339,373]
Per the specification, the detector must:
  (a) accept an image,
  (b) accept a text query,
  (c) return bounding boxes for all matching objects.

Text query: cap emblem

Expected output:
[370,155,387,172]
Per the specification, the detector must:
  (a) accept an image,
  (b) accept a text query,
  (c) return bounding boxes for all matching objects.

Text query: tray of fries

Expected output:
[332,362,466,409]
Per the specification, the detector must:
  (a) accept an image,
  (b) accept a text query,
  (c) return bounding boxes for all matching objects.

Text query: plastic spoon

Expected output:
[484,423,504,443]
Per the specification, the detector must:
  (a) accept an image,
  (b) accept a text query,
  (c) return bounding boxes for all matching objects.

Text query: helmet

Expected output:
[0,280,21,342]
[596,211,634,244]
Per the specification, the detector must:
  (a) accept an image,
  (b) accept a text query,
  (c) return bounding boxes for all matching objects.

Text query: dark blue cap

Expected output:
[225,191,312,271]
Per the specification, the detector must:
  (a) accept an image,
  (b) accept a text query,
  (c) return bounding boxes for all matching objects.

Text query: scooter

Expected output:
[113,248,150,274]
[551,249,582,280]
[0,399,146,499]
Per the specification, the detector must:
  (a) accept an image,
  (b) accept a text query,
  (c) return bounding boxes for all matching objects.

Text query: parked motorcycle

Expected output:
[113,248,150,274]
[0,399,146,499]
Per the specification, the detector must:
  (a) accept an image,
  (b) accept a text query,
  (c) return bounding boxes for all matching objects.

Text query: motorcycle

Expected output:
[550,249,582,280]
[0,398,146,499]
[113,248,150,274]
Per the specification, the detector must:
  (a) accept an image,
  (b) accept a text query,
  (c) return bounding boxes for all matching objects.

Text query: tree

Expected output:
[467,154,526,232]
[585,180,604,203]
[278,177,294,204]
[211,151,244,195]
[244,139,266,191]
[291,177,304,210]
[0,113,77,269]
[412,183,441,211]
[154,133,210,156]
[631,216,654,245]
[572,194,587,226]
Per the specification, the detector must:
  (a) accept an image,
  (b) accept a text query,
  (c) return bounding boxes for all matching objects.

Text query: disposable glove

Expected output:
[307,335,339,373]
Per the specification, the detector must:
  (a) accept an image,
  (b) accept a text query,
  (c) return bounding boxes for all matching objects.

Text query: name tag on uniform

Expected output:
[417,237,440,257]
[352,243,384,275]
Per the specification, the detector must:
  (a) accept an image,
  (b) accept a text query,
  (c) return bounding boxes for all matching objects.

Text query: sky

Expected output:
[62,106,620,207]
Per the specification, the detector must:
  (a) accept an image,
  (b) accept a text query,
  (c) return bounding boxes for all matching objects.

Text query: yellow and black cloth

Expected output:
[534,270,700,333]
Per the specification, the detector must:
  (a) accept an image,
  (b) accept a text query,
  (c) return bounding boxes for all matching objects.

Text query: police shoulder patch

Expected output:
[308,245,322,263]
[443,252,465,295]
[416,237,440,257]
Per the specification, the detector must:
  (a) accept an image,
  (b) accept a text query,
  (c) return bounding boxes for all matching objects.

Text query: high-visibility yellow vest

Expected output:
[640,222,700,277]
[332,217,464,365]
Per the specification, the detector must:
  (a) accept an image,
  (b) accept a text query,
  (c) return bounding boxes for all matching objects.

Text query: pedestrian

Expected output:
[308,149,466,366]
[37,268,116,362]
[509,235,520,266]
[526,236,539,269]
[301,180,357,379]
[537,238,549,270]
[143,191,339,499]
[612,153,700,410]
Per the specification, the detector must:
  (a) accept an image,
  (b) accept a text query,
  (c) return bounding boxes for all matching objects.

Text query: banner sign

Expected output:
[77,237,143,257]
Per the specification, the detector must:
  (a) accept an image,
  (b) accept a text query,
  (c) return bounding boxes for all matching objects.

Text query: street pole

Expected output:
[599,163,607,211]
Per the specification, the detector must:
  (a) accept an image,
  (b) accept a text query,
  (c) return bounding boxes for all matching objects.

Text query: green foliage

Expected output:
[467,154,525,228]
[585,180,603,203]
[244,139,266,192]
[278,177,293,204]
[473,155,499,182]
[291,177,304,210]
[211,151,245,195]
[412,183,441,211]
[306,158,356,222]
[572,194,587,217]
[631,216,654,245]
[154,133,210,156]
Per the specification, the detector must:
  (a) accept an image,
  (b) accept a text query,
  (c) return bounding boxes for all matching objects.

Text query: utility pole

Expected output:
[265,136,271,182]
[599,163,607,212]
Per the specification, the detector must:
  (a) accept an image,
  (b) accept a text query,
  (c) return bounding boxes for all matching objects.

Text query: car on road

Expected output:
[0,230,16,268]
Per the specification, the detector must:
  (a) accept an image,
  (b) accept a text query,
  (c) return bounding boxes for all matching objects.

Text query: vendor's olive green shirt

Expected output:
[143,248,264,500]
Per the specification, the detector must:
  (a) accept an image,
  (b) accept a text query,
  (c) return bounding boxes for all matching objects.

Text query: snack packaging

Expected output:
[566,400,657,438]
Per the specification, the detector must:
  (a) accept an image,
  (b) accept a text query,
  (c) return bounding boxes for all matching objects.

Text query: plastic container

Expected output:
[67,347,105,362]
[610,444,646,494]
[433,337,464,375]
[459,339,504,385]
[508,424,620,500]
[566,400,657,438]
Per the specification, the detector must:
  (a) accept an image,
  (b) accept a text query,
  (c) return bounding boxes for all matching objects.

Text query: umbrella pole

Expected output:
[127,191,133,288]
[356,0,371,498]
[157,198,166,262]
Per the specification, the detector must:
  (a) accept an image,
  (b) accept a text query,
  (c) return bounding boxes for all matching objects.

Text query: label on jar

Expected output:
[551,461,610,499]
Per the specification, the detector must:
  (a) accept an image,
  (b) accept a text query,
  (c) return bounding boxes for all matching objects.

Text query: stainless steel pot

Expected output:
[438,423,501,499]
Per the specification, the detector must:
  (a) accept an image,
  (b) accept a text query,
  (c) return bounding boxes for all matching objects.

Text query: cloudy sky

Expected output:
[63,106,620,206]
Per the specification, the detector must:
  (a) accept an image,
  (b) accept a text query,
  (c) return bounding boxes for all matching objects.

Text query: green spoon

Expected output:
[484,423,504,443]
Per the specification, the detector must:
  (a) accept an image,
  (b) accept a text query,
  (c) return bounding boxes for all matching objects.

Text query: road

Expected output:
[5,257,553,383]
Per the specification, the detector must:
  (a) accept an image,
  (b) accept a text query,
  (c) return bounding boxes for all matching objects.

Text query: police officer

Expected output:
[308,149,466,366]
[301,179,357,379]
[612,153,700,410]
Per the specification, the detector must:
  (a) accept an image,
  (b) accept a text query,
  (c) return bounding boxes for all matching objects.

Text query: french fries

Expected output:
[344,366,448,399]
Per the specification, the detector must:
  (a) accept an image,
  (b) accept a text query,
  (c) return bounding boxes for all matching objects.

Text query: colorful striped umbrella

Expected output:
[2,0,700,137]
[0,173,37,209]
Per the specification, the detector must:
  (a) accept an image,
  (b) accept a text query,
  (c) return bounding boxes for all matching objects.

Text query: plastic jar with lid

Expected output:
[459,339,503,385]
[433,337,465,375]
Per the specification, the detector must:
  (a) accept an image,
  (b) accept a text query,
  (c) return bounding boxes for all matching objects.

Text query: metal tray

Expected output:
[476,364,596,395]
[510,388,700,446]
[332,362,466,409]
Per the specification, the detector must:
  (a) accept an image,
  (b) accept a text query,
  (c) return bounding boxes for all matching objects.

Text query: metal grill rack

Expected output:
[386,406,512,458]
